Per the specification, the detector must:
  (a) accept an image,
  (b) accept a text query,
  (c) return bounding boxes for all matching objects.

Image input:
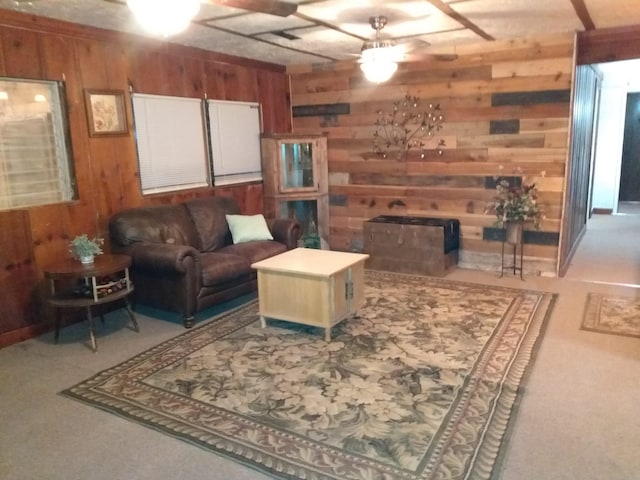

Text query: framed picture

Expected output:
[84,89,128,136]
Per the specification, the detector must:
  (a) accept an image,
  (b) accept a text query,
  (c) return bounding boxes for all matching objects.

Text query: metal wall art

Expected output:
[372,94,445,160]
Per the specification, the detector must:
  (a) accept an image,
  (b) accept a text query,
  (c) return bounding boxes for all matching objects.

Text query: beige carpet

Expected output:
[582,292,640,338]
[61,271,555,480]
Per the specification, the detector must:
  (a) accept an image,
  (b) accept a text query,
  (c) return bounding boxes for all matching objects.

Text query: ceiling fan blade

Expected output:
[357,16,459,65]
[402,52,459,62]
[391,40,459,62]
[207,0,298,17]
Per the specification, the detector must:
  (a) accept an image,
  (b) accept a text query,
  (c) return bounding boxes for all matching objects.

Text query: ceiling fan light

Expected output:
[127,0,200,37]
[361,46,398,63]
[360,60,398,84]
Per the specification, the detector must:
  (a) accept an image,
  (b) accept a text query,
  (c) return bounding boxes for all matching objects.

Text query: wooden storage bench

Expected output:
[363,215,460,276]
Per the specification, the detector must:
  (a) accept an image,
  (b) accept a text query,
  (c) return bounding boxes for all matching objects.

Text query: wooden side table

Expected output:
[44,254,139,352]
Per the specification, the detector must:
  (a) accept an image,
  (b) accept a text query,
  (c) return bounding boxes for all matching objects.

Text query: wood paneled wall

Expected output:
[288,33,575,276]
[0,10,292,346]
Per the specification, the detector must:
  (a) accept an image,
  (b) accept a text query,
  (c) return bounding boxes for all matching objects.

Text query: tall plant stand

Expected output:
[500,221,524,280]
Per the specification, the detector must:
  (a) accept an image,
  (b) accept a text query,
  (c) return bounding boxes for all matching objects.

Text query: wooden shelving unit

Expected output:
[261,134,328,248]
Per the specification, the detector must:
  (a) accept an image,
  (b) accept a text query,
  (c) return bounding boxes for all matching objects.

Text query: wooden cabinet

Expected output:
[252,248,369,341]
[261,134,328,248]
[364,216,460,277]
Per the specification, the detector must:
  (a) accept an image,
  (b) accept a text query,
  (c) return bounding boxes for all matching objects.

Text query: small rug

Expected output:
[581,292,640,338]
[61,271,556,480]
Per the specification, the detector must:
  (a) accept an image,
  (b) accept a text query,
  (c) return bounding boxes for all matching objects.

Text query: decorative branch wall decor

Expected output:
[372,94,445,160]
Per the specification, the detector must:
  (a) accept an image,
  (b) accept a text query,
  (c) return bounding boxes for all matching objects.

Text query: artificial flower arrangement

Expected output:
[485,168,545,228]
[68,234,104,262]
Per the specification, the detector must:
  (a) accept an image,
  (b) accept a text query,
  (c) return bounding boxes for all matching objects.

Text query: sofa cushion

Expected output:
[218,240,287,264]
[185,197,240,252]
[200,252,252,287]
[226,214,273,244]
[109,204,201,248]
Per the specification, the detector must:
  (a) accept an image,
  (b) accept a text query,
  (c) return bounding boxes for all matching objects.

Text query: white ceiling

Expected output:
[1,0,639,66]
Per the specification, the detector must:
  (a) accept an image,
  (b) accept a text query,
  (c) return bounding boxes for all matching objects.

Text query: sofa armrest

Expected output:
[118,242,200,274]
[267,218,302,250]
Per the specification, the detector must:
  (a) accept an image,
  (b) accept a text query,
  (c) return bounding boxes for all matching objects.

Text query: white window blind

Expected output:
[207,100,262,185]
[0,78,75,210]
[131,93,209,194]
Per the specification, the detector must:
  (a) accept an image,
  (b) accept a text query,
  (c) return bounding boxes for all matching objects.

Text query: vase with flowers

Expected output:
[68,234,104,264]
[485,177,544,244]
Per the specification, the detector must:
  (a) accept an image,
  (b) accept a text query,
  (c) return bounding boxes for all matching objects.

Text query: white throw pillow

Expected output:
[225,214,274,244]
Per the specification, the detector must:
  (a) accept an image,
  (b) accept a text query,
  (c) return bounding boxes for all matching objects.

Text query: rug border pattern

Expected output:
[581,291,640,339]
[61,271,556,480]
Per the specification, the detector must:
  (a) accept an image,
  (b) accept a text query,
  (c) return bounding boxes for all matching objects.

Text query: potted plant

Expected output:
[485,176,544,244]
[68,234,104,264]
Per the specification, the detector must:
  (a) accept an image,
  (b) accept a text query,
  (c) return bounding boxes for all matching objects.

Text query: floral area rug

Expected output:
[582,292,640,338]
[61,271,556,480]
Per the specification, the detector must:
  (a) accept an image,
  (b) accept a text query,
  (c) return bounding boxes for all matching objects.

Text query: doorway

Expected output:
[618,92,640,213]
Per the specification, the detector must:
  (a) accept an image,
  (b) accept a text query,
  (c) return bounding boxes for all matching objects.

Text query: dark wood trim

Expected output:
[577,25,640,65]
[590,208,612,215]
[489,120,520,134]
[492,89,572,106]
[483,227,560,245]
[0,322,53,349]
[569,0,595,30]
[484,176,522,189]
[293,103,350,117]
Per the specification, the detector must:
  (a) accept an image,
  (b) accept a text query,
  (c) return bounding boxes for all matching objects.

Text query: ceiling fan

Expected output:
[127,0,297,38]
[358,15,412,83]
[357,15,458,83]
[359,15,458,63]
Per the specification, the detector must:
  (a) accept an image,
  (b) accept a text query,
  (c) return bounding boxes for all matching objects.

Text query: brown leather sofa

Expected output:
[109,196,301,327]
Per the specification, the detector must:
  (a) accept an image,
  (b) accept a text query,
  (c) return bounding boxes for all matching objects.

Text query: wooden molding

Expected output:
[0,323,52,349]
[577,25,640,65]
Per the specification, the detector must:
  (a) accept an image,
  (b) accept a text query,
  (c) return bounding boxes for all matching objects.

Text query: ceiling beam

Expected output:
[424,0,494,41]
[193,20,338,62]
[207,0,298,17]
[569,0,596,30]
[294,12,369,42]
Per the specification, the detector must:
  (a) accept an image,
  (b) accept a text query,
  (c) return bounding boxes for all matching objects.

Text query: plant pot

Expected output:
[79,255,95,264]
[504,221,523,245]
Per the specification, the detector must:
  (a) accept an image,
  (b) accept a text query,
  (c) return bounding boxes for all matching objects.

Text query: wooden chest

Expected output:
[363,216,460,277]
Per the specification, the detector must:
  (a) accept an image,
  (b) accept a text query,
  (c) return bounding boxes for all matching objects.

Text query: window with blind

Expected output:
[207,99,262,185]
[0,78,77,210]
[130,94,263,194]
[131,93,209,195]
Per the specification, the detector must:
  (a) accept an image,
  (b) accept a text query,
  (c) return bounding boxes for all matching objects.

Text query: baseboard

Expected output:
[591,208,613,215]
[0,323,52,349]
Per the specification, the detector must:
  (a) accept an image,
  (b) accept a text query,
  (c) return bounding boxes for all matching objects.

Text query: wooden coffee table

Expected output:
[251,248,369,341]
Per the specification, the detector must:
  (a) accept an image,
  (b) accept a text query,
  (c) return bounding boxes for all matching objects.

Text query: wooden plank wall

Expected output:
[0,10,292,347]
[288,33,575,276]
